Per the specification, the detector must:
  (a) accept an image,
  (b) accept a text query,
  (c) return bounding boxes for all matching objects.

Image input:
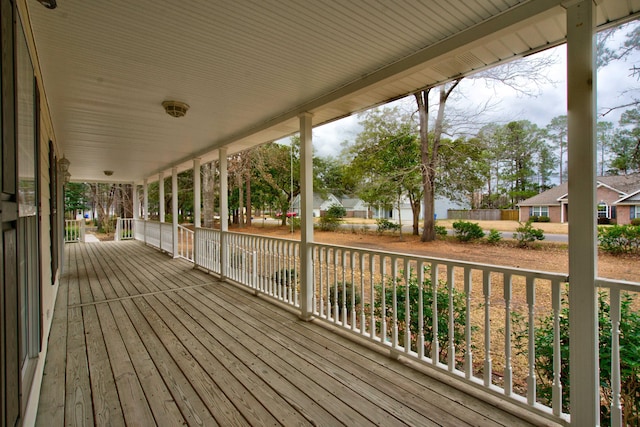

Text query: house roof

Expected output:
[24,1,639,183]
[340,197,366,209]
[615,189,640,204]
[518,174,640,206]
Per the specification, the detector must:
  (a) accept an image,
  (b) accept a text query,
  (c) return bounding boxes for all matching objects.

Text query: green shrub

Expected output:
[326,204,346,218]
[318,204,345,231]
[598,224,640,254]
[486,228,502,244]
[452,221,484,242]
[287,216,301,230]
[373,267,469,362]
[513,220,545,247]
[328,282,361,319]
[631,218,640,226]
[537,215,550,223]
[434,225,448,239]
[318,215,342,231]
[529,215,539,222]
[513,289,640,425]
[376,218,400,234]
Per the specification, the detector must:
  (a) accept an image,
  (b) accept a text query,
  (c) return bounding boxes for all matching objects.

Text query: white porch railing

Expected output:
[160,222,173,253]
[64,219,84,243]
[596,278,640,427]
[177,225,194,262]
[311,241,568,422]
[121,225,640,425]
[114,218,134,241]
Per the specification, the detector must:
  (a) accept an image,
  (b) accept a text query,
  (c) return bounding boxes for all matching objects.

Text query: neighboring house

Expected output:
[435,195,469,220]
[291,193,342,217]
[340,197,370,218]
[518,174,640,224]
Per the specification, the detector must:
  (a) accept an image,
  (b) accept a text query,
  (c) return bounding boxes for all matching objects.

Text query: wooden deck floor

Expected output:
[36,240,549,426]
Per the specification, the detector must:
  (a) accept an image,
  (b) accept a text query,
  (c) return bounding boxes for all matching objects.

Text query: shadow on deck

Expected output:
[36,240,553,426]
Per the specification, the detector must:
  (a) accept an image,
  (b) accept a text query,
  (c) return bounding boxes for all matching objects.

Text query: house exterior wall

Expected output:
[16,2,63,424]
[617,205,631,224]
[519,205,562,222]
[549,206,562,223]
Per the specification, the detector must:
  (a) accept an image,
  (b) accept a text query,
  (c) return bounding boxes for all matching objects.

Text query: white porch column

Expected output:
[299,112,314,320]
[159,172,165,223]
[132,183,140,219]
[567,2,599,425]
[219,148,229,279]
[172,167,179,258]
[194,158,201,228]
[143,178,149,221]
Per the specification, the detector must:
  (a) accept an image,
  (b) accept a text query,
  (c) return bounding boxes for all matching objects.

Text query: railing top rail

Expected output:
[311,241,569,282]
[596,277,640,292]
[177,224,194,232]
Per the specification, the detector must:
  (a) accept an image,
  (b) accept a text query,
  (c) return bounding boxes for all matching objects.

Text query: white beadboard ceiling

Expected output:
[25,0,640,183]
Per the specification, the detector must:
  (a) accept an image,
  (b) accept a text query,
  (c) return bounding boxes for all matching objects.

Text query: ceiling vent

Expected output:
[162,100,190,118]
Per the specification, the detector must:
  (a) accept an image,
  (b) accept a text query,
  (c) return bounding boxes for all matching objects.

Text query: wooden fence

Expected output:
[447,209,519,221]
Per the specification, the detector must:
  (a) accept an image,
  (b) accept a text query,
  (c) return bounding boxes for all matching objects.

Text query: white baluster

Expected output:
[504,273,513,396]
[464,267,473,379]
[610,287,622,427]
[431,263,439,364]
[526,276,536,405]
[448,266,455,371]
[483,270,492,387]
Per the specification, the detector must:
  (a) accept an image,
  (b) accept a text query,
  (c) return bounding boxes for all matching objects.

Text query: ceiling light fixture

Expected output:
[37,0,57,9]
[162,100,190,118]
[59,156,70,173]
[104,170,114,176]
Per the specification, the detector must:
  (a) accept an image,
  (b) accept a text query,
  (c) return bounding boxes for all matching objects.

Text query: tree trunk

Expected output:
[237,172,244,228]
[411,198,420,235]
[202,162,215,228]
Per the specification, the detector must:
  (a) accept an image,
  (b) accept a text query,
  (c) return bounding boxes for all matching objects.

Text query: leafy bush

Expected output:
[513,220,544,247]
[376,218,401,234]
[529,215,539,222]
[513,290,640,425]
[631,218,640,226]
[328,282,361,319]
[486,228,502,244]
[452,221,485,242]
[374,267,469,362]
[598,224,640,254]
[326,204,346,218]
[287,216,300,230]
[319,204,345,231]
[434,225,448,239]
[537,215,551,222]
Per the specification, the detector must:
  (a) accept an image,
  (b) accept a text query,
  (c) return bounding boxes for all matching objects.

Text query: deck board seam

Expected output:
[66,283,214,309]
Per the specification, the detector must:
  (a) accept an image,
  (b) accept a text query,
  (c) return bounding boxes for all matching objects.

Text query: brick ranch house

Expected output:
[518,174,640,224]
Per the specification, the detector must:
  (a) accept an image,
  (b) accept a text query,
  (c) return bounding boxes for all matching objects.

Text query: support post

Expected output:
[219,148,228,279]
[132,183,140,220]
[159,172,165,223]
[172,167,179,258]
[194,158,201,228]
[299,112,314,320]
[567,2,599,425]
[143,178,149,221]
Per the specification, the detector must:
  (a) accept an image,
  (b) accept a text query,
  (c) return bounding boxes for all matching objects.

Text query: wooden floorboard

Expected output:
[36,240,554,427]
